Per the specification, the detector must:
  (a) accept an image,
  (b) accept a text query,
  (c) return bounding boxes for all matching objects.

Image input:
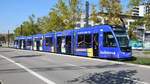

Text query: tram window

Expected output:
[45,37,53,46]
[15,40,18,44]
[103,32,117,47]
[78,34,92,48]
[27,40,32,46]
[78,34,85,48]
[85,34,92,48]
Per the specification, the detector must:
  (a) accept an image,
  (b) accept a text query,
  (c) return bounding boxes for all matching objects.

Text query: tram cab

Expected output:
[74,25,132,59]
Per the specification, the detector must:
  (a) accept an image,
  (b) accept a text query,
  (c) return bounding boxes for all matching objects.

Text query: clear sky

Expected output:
[0,0,129,33]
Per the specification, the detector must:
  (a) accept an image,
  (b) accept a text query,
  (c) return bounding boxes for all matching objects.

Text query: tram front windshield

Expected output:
[114,30,131,52]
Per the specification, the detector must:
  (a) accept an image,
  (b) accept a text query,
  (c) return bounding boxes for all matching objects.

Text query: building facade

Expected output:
[132,3,150,16]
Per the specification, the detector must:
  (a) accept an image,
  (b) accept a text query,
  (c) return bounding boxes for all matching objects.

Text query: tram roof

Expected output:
[33,34,43,38]
[56,30,74,36]
[16,36,26,40]
[26,36,33,39]
[44,32,55,37]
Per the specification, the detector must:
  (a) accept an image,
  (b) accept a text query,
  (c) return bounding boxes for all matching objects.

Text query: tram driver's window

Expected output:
[103,32,116,47]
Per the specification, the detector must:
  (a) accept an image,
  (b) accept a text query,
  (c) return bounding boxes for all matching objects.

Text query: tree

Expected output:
[0,35,6,42]
[14,15,42,36]
[48,10,64,31]
[127,0,142,39]
[67,0,82,29]
[128,19,144,39]
[14,0,82,35]
[143,1,150,30]
[14,27,21,36]
[40,0,82,32]
[129,0,142,7]
[127,0,150,40]
[100,0,109,12]
[37,16,50,33]
[99,0,122,25]
[90,4,101,25]
[143,14,150,31]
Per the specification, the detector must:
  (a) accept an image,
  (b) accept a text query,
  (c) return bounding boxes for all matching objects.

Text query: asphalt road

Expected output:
[0,48,150,84]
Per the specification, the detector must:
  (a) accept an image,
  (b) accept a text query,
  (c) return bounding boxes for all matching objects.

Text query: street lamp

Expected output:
[85,0,89,27]
[8,30,9,47]
[20,24,23,36]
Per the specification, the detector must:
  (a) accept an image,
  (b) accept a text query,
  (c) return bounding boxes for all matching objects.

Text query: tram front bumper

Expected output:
[118,52,132,59]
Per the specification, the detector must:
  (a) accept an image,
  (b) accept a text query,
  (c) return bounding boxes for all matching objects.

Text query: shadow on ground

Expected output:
[0,64,126,74]
[32,64,125,72]
[67,70,139,84]
[0,50,14,53]
[105,56,137,62]
[11,54,42,59]
[119,57,137,61]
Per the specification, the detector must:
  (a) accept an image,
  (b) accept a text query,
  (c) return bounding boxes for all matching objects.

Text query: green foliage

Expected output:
[144,14,150,30]
[54,0,81,30]
[99,0,122,25]
[90,4,101,24]
[143,51,150,54]
[14,0,150,38]
[129,0,141,7]
[14,0,82,36]
[14,27,21,36]
[36,0,82,33]
[0,35,6,42]
[128,19,144,39]
[14,15,42,36]
[126,57,150,65]
[48,10,65,31]
[128,0,142,16]
[128,13,150,39]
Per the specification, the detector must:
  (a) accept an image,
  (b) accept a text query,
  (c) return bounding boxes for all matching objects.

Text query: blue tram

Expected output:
[14,25,132,59]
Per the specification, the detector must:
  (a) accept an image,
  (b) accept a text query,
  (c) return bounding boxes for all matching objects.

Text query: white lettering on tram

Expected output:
[100,51,116,55]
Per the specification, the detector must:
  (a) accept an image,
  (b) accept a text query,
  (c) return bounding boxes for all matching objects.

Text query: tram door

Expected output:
[57,37,62,53]
[66,36,71,54]
[23,40,26,49]
[21,40,24,49]
[36,40,40,51]
[93,33,99,57]
[19,40,22,49]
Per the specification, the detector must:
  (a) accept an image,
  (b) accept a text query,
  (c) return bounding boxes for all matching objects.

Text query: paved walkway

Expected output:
[133,50,150,58]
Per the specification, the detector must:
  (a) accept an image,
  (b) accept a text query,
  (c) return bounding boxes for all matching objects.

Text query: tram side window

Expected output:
[78,34,92,48]
[78,35,84,48]
[15,40,18,45]
[103,32,116,47]
[27,40,32,46]
[85,34,92,48]
[45,37,53,46]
